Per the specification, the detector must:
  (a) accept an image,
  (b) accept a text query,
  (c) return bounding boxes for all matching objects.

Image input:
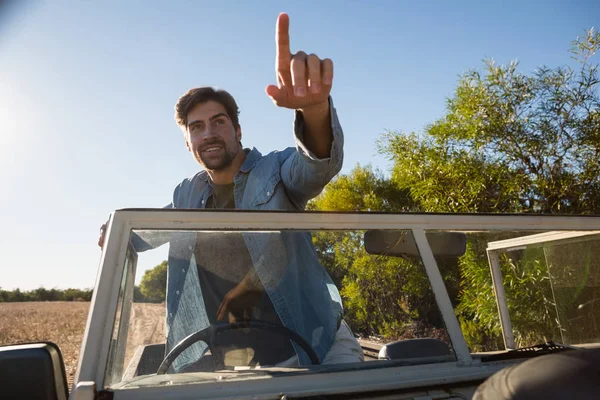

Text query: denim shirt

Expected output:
[137,98,344,372]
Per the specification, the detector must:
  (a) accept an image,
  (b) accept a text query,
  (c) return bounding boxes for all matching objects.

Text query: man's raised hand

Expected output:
[265,13,333,111]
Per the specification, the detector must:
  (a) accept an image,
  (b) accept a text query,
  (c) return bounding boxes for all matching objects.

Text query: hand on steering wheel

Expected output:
[216,279,262,324]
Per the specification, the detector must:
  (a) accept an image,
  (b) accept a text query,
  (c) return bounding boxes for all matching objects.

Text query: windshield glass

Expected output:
[103,222,600,390]
[105,226,455,388]
[487,231,600,348]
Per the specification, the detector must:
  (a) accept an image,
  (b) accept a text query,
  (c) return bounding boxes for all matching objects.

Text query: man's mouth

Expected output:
[200,145,223,154]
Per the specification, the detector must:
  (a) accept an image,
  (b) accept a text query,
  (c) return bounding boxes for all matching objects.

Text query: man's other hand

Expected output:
[98,221,108,248]
[216,280,262,324]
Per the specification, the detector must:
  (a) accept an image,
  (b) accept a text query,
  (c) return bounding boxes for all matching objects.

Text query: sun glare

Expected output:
[0,95,26,171]
[0,105,17,145]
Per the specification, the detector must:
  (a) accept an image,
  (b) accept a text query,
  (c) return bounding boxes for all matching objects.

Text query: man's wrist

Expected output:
[298,99,330,118]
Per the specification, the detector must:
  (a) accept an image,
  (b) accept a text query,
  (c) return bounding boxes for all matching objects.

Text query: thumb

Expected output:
[217,298,227,321]
[265,84,284,103]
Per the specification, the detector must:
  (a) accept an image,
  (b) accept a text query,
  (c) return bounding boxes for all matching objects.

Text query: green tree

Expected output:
[309,29,600,348]
[309,164,413,213]
[0,287,93,302]
[140,261,167,303]
[133,286,148,302]
[379,28,600,215]
[376,28,600,349]
[310,166,456,339]
[309,164,414,290]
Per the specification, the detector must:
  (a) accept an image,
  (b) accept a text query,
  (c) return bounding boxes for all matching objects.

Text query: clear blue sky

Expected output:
[1,0,598,290]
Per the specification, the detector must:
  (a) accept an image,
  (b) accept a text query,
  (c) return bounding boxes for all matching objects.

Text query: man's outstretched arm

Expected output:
[265,11,335,157]
[265,13,343,207]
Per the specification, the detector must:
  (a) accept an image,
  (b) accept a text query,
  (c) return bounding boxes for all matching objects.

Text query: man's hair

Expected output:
[174,87,240,131]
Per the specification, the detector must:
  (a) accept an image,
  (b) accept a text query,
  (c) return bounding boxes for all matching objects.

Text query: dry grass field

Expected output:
[0,302,89,386]
[0,301,165,389]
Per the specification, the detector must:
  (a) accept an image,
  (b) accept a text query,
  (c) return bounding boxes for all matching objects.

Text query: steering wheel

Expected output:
[156,320,320,374]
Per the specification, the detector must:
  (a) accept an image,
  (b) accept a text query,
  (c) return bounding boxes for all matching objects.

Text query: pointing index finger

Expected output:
[276,12,291,72]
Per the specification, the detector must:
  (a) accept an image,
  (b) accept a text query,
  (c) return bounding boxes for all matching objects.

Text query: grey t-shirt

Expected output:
[195,182,295,366]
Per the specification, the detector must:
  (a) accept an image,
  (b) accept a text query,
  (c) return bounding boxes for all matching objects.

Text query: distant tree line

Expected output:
[0,260,169,303]
[0,282,164,303]
[0,287,94,302]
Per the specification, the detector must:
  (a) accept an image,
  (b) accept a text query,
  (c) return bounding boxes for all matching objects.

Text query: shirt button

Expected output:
[201,200,205,204]
[182,268,185,272]
[266,191,270,196]
[188,246,193,250]
[169,313,173,317]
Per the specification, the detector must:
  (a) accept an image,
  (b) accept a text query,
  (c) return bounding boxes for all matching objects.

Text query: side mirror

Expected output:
[364,230,467,258]
[0,342,69,400]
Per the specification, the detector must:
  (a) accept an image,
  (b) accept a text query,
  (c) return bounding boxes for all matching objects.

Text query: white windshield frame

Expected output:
[74,209,600,398]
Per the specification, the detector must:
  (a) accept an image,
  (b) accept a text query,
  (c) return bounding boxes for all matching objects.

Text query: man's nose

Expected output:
[200,126,218,140]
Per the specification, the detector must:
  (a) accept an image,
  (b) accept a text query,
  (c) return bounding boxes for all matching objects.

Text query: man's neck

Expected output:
[206,148,247,185]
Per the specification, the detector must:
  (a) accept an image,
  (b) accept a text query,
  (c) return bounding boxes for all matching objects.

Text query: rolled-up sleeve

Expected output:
[281,96,344,208]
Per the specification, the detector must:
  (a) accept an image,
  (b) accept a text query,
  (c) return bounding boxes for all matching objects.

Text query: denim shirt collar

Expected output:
[240,147,262,173]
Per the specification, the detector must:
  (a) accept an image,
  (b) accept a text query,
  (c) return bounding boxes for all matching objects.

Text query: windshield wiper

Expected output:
[480,341,574,362]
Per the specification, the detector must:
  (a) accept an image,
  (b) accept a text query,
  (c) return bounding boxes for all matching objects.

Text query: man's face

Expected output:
[185,101,241,170]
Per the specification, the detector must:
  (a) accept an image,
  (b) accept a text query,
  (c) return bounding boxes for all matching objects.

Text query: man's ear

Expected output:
[236,126,242,144]
[184,132,191,152]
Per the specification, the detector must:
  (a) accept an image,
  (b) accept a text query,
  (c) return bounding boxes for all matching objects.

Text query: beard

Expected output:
[195,140,239,171]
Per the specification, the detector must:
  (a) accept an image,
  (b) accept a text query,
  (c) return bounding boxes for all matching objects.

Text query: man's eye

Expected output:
[190,124,201,132]
[215,119,225,125]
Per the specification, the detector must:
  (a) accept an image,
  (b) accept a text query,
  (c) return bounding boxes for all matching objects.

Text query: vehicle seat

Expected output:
[378,338,452,360]
[474,348,600,399]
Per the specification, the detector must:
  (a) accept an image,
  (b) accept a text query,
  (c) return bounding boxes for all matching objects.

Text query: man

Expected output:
[99,13,363,371]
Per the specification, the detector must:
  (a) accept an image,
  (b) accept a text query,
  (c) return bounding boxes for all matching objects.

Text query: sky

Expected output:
[0,0,598,290]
